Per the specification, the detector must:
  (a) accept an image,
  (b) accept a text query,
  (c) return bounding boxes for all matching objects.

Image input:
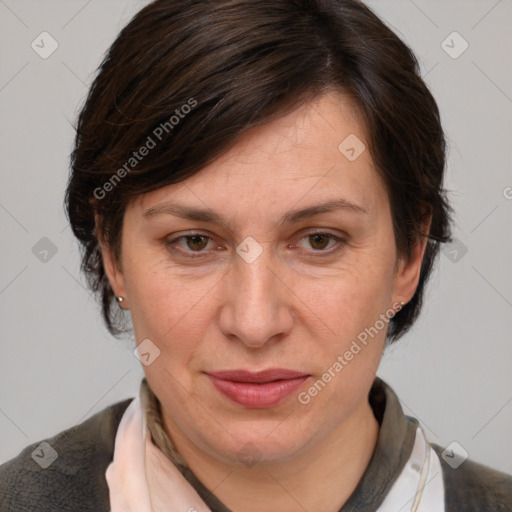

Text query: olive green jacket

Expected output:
[1,378,511,511]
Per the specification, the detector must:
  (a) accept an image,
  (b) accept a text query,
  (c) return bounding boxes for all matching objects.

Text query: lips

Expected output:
[207,369,310,408]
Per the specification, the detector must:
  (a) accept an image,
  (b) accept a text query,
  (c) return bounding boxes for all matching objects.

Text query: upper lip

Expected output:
[207,369,309,383]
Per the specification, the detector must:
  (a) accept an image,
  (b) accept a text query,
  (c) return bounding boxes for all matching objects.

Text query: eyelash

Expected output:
[164,230,347,259]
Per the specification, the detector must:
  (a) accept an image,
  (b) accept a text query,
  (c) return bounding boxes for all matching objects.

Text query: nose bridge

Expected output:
[237,248,274,301]
[220,238,291,346]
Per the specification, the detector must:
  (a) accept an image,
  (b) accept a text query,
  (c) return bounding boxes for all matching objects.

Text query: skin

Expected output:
[100,91,430,512]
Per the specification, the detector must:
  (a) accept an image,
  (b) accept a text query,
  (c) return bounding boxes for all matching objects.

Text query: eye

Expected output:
[165,232,216,258]
[295,231,346,255]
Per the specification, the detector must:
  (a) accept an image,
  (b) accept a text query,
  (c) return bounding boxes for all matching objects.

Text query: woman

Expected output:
[1,0,511,510]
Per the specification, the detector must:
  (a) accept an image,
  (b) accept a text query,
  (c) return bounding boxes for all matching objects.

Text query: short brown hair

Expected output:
[65,0,453,341]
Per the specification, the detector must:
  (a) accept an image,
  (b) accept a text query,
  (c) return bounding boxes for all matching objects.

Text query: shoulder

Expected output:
[0,397,132,512]
[431,443,512,511]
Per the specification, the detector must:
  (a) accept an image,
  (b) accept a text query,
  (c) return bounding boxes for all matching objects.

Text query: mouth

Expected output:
[206,369,310,408]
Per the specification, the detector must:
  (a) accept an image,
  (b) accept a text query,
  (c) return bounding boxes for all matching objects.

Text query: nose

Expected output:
[218,245,293,349]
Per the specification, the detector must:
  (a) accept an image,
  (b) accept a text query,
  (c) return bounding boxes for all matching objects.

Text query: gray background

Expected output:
[1,0,511,475]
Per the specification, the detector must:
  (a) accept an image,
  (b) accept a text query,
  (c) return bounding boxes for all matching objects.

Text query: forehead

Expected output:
[132,91,388,222]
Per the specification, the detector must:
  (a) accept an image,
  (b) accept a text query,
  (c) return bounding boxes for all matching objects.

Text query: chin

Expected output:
[205,416,320,467]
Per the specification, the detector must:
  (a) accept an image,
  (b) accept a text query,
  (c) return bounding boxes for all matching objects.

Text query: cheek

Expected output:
[123,253,218,352]
[295,248,397,401]
[308,249,396,335]
[296,265,393,414]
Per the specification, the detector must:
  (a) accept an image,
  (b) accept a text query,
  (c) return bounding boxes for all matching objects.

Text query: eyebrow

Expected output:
[143,198,368,229]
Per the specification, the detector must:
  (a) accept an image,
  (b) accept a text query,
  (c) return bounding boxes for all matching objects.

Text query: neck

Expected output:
[164,398,380,512]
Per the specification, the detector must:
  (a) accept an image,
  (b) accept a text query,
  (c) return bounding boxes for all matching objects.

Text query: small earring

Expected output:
[115,296,125,304]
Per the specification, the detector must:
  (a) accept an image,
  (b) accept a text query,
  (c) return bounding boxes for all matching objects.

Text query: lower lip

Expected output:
[208,375,309,408]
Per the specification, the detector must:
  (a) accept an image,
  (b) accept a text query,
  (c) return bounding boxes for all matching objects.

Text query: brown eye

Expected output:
[308,233,332,250]
[185,235,209,251]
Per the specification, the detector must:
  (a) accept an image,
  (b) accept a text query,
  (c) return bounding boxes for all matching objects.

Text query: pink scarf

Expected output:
[105,395,212,512]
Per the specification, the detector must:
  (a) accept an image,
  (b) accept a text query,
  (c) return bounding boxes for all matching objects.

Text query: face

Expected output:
[102,91,426,466]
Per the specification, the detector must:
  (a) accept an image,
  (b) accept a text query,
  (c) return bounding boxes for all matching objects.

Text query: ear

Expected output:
[95,214,128,307]
[392,212,432,305]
